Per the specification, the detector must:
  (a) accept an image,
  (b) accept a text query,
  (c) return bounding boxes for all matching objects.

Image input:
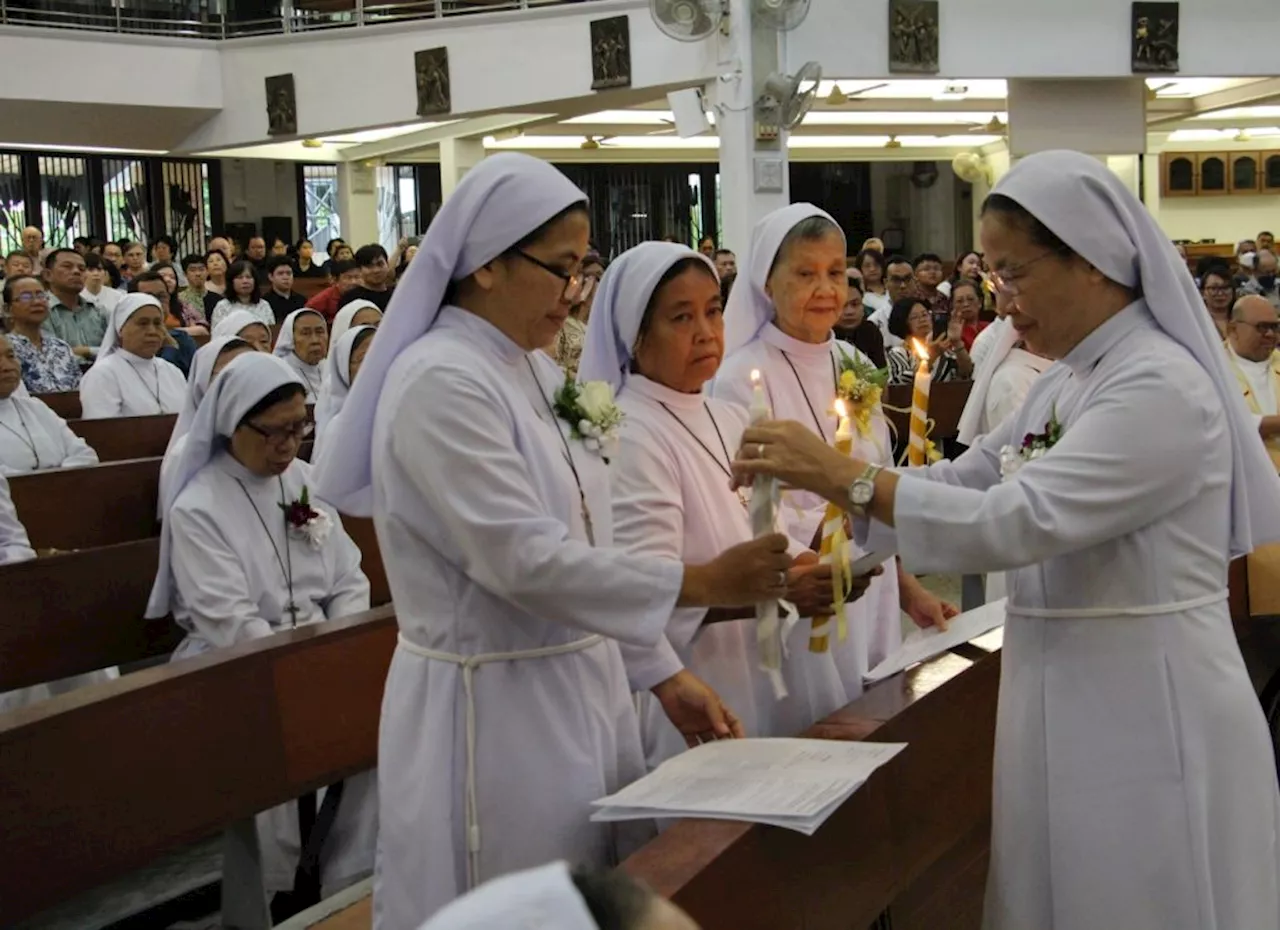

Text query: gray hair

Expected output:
[767,216,844,278]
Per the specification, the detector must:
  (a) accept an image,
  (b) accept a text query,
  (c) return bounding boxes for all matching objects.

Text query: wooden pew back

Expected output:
[883,379,972,447]
[69,414,177,462]
[8,456,160,550]
[33,390,81,420]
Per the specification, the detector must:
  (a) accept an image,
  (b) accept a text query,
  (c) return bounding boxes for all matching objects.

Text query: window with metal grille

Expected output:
[300,164,341,255]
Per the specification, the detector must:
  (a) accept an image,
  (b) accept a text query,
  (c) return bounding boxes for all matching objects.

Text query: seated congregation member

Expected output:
[885,296,972,385]
[949,278,987,350]
[273,309,328,402]
[341,244,395,312]
[209,259,274,331]
[212,309,273,353]
[833,276,886,368]
[146,351,375,904]
[713,205,955,702]
[309,153,791,926]
[203,247,229,303]
[177,254,211,325]
[264,255,306,323]
[293,238,326,279]
[313,324,375,449]
[734,150,1280,930]
[43,247,107,366]
[580,242,874,767]
[81,252,122,315]
[0,473,34,565]
[159,336,257,515]
[3,276,81,393]
[912,251,950,317]
[79,294,186,419]
[328,298,382,346]
[1201,262,1235,339]
[0,334,98,474]
[304,258,363,322]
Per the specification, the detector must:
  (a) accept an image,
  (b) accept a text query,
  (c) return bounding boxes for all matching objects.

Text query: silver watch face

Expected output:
[849,479,874,507]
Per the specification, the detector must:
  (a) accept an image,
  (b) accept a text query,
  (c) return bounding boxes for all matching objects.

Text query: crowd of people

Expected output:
[3,153,1280,930]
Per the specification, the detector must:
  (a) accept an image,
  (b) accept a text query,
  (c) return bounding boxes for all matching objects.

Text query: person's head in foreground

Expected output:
[416,861,698,930]
[1228,295,1280,362]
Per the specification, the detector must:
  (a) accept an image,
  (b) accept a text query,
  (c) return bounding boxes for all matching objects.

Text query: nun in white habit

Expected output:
[313,323,376,453]
[147,351,375,897]
[308,153,789,928]
[579,242,858,769]
[79,293,186,419]
[329,299,383,346]
[712,204,951,700]
[0,473,33,565]
[0,333,98,474]
[212,309,273,353]
[274,308,329,403]
[735,150,1280,930]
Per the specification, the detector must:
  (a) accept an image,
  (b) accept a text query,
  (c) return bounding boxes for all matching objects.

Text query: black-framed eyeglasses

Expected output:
[511,249,586,303]
[1237,320,1280,335]
[244,419,313,445]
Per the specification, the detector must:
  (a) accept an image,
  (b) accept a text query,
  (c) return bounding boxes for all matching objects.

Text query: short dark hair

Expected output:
[1201,261,1234,289]
[180,253,207,272]
[1260,231,1274,238]
[84,252,104,270]
[856,248,886,273]
[354,244,388,268]
[912,252,943,268]
[888,295,927,339]
[237,382,306,428]
[296,237,313,249]
[248,235,265,245]
[127,270,168,292]
[266,255,294,275]
[884,254,913,273]
[713,248,735,260]
[950,278,982,303]
[205,248,230,266]
[846,274,864,296]
[980,193,1073,255]
[570,869,654,930]
[150,235,177,254]
[768,215,844,278]
[327,259,359,279]
[43,247,82,269]
[226,260,263,302]
[100,257,122,288]
[328,238,346,250]
[73,236,91,248]
[5,250,30,264]
[2,275,42,304]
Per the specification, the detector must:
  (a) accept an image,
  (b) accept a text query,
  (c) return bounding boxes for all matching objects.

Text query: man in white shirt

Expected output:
[868,255,915,348]
[1240,249,1280,310]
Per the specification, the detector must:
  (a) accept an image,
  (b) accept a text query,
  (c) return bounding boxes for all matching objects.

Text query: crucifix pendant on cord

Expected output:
[579,492,596,547]
[286,601,300,628]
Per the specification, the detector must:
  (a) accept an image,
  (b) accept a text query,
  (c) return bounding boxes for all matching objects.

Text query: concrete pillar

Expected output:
[336,160,379,248]
[1007,78,1148,159]
[439,137,486,199]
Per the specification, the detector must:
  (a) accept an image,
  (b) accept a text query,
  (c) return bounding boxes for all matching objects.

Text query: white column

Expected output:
[439,137,486,199]
[714,0,788,255]
[336,161,379,248]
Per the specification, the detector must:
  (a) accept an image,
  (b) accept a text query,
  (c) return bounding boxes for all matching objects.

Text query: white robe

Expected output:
[982,347,1053,441]
[166,451,375,893]
[714,323,902,699]
[612,375,855,770]
[970,315,1010,375]
[78,350,186,419]
[891,302,1280,930]
[0,395,99,475]
[0,473,33,565]
[282,353,327,405]
[370,308,682,929]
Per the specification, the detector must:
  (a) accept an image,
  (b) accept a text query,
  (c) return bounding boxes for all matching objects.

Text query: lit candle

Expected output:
[811,400,854,653]
[749,370,785,696]
[907,338,932,467]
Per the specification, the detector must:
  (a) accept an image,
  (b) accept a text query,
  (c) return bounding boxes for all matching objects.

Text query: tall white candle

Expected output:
[749,369,785,696]
[907,338,932,467]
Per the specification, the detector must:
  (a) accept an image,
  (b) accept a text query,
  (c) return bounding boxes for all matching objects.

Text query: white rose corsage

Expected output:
[279,486,334,550]
[553,376,624,459]
[999,407,1064,480]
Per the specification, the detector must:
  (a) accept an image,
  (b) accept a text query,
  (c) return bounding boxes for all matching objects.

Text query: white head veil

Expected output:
[722,203,843,357]
[311,152,587,515]
[316,324,375,432]
[274,308,327,359]
[578,241,716,392]
[418,861,597,930]
[97,293,163,358]
[212,309,269,342]
[955,315,1018,445]
[992,149,1280,556]
[166,335,252,456]
[147,352,303,618]
[329,299,382,346]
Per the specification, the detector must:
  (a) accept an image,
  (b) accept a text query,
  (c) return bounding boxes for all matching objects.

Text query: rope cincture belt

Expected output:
[396,632,606,891]
[1004,589,1227,619]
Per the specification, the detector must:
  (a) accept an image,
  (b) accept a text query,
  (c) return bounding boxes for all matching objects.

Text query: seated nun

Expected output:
[78,294,186,419]
[146,351,375,903]
[0,472,34,565]
[274,308,329,403]
[419,861,699,930]
[212,309,274,353]
[313,324,375,456]
[0,334,98,474]
[328,298,383,346]
[158,335,257,515]
[580,242,873,768]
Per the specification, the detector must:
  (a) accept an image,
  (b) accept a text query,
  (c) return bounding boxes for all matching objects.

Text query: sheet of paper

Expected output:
[863,598,1007,684]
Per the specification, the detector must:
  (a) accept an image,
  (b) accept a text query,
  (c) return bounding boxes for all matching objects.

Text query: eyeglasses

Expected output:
[9,292,47,304]
[510,249,586,303]
[989,250,1062,298]
[245,419,314,445]
[1203,286,1233,295]
[887,273,913,284]
[1237,320,1280,335]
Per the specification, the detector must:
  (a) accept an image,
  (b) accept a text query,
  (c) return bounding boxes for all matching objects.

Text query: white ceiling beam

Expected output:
[339,113,551,162]
[1147,78,1280,126]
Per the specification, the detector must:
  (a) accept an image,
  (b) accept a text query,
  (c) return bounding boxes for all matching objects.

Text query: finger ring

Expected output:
[756,443,765,459]
[777,570,787,586]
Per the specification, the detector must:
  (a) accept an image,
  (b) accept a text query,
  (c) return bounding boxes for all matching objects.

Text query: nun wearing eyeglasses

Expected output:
[274,308,330,403]
[78,293,186,419]
[146,351,375,901]
[579,242,875,769]
[712,204,953,703]
[733,151,1280,930]
[309,153,791,928]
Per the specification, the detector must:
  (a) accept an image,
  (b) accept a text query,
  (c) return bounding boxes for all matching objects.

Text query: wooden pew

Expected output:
[884,379,972,446]
[33,390,81,420]
[8,457,160,550]
[342,515,391,607]
[0,605,397,927]
[0,538,180,692]
[69,413,177,462]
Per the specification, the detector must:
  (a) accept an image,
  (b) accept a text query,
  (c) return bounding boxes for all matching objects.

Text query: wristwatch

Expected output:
[847,464,883,516]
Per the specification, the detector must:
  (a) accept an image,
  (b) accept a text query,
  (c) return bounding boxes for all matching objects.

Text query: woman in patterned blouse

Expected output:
[2,275,81,393]
[884,295,973,385]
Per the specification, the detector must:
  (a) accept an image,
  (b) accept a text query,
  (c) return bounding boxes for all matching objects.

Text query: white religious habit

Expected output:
[147,351,375,895]
[329,299,382,346]
[0,391,98,474]
[418,862,597,930]
[880,152,1280,930]
[867,302,903,349]
[310,154,687,928]
[984,347,1052,432]
[579,241,845,768]
[212,309,269,343]
[79,294,185,419]
[715,203,901,701]
[0,473,33,565]
[274,308,329,403]
[314,323,374,451]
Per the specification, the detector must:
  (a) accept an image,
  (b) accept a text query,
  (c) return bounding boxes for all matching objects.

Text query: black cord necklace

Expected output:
[778,348,840,442]
[0,401,41,469]
[235,476,300,627]
[125,356,164,412]
[656,400,748,510]
[523,356,595,546]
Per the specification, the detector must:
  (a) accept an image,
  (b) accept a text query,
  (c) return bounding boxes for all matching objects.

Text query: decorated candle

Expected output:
[748,370,786,696]
[907,338,932,467]
[810,400,854,653]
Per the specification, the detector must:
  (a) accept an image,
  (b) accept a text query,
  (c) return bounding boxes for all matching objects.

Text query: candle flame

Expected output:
[834,398,849,419]
[910,338,930,370]
[751,368,761,385]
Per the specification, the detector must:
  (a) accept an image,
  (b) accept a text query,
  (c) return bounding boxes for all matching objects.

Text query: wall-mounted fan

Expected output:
[952,151,992,184]
[650,0,727,41]
[755,60,822,135]
[752,0,810,31]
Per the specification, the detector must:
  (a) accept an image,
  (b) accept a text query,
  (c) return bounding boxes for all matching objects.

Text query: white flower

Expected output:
[583,436,601,452]
[301,509,334,550]
[578,381,616,423]
[578,418,593,436]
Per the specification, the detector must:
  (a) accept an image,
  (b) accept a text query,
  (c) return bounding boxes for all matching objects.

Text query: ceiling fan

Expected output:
[646,118,679,137]
[826,82,889,106]
[884,135,902,149]
[1146,81,1177,101]
[580,135,617,150]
